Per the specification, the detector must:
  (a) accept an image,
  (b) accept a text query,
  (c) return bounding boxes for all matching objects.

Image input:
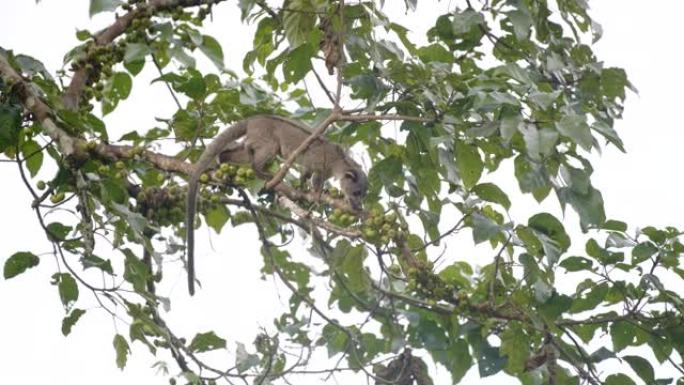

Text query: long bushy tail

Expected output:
[186,120,249,295]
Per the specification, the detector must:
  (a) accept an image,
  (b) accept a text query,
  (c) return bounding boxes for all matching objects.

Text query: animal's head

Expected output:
[340,168,368,212]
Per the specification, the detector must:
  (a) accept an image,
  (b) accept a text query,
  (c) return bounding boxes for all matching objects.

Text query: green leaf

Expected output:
[3,251,39,279]
[528,213,570,265]
[520,124,558,161]
[477,345,506,377]
[602,67,628,100]
[603,219,628,232]
[14,54,51,78]
[417,44,453,64]
[189,331,227,353]
[82,254,114,275]
[408,313,448,351]
[0,105,21,152]
[21,139,43,177]
[102,72,133,115]
[52,273,79,307]
[589,346,616,363]
[559,256,593,272]
[282,43,315,83]
[333,240,369,293]
[76,30,92,41]
[171,109,199,141]
[452,8,484,35]
[102,178,127,204]
[560,165,590,195]
[513,155,550,200]
[455,141,483,189]
[111,72,132,98]
[507,10,532,39]
[538,293,572,320]
[500,323,529,374]
[447,338,472,383]
[471,213,500,244]
[123,43,151,64]
[570,283,609,313]
[199,35,224,70]
[322,323,349,357]
[89,0,122,17]
[62,308,86,336]
[558,185,606,230]
[556,114,593,151]
[282,0,318,47]
[622,355,655,384]
[113,334,130,369]
[593,121,625,152]
[122,249,150,293]
[473,183,511,209]
[206,205,230,233]
[632,242,658,265]
[611,321,637,352]
[438,262,473,288]
[176,69,206,100]
[47,222,72,241]
[528,91,561,110]
[572,323,600,343]
[124,59,145,76]
[604,373,636,385]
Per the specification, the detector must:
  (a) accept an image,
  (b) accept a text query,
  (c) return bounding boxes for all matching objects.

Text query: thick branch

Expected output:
[0,55,77,154]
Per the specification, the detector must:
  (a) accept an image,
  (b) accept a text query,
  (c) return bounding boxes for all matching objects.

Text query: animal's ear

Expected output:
[344,170,357,181]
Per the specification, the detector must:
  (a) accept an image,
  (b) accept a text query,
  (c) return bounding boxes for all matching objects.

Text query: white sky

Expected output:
[1,1,683,384]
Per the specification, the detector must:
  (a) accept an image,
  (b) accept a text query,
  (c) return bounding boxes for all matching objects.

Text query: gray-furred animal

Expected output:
[185,115,368,295]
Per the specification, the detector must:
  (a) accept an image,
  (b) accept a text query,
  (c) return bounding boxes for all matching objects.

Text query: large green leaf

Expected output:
[52,273,79,307]
[622,355,655,385]
[62,308,86,336]
[3,251,39,279]
[455,141,483,189]
[189,331,227,353]
[199,35,224,70]
[113,334,130,369]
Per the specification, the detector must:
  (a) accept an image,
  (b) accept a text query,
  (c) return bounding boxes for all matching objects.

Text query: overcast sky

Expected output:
[1,1,683,384]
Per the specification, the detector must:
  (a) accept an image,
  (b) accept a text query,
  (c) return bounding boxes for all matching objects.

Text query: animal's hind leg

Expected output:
[248,143,278,180]
[218,143,250,164]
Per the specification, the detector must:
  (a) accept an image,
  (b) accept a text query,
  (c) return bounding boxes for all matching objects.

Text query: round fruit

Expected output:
[220,163,230,172]
[199,173,209,183]
[214,170,224,179]
[50,192,65,204]
[341,214,354,224]
[37,181,46,190]
[363,229,377,238]
[115,161,125,169]
[98,165,109,174]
